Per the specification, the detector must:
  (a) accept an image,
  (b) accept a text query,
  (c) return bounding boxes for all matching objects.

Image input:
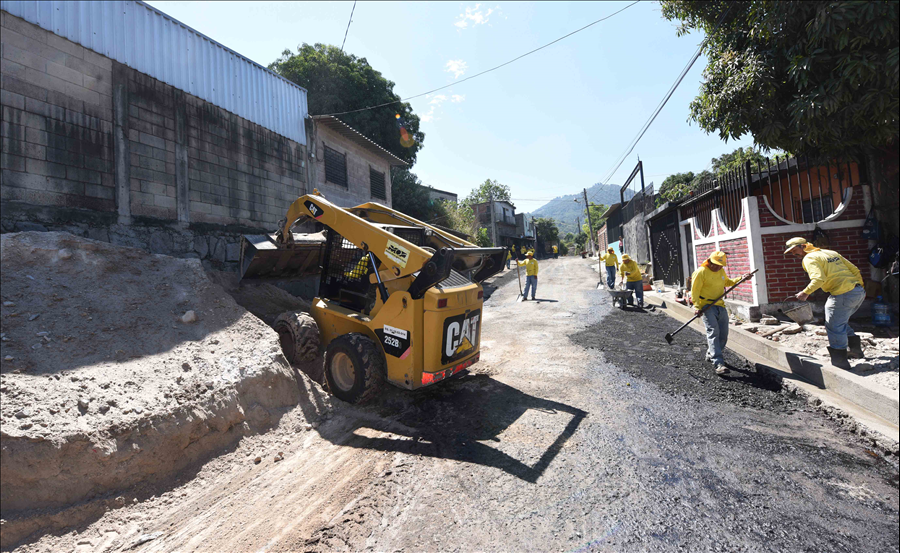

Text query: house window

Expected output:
[324,145,347,187]
[801,196,834,223]
[370,167,386,200]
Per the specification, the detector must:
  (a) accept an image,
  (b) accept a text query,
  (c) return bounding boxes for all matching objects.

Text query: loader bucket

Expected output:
[239,233,325,281]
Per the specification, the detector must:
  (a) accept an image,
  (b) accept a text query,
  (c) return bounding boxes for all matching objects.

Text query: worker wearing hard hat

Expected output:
[690,251,753,376]
[506,247,513,269]
[518,250,539,301]
[601,247,619,289]
[619,254,644,307]
[785,237,865,370]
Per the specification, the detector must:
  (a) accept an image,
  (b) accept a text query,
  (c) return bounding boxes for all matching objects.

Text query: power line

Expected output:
[318,0,641,117]
[340,1,357,52]
[595,5,734,194]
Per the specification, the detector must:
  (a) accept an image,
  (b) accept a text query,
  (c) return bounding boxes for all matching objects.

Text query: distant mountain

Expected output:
[527,183,634,235]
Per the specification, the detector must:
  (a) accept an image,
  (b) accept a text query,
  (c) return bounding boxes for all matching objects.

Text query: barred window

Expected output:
[324,145,347,187]
[370,167,386,200]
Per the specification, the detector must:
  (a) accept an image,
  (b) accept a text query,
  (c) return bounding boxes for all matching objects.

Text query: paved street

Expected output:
[17,256,899,553]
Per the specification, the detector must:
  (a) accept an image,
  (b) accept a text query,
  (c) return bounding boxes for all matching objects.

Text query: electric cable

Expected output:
[318,1,640,116]
[340,1,357,52]
[595,4,734,193]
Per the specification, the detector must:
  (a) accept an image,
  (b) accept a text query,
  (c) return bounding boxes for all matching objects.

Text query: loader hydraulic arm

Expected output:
[280,194,434,280]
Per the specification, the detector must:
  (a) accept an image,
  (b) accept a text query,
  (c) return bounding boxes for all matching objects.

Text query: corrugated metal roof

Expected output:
[1,0,307,144]
[312,116,408,166]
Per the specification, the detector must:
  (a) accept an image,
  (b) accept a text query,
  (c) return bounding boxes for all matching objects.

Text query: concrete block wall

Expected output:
[1,12,310,269]
[310,122,392,208]
[186,95,306,227]
[1,11,115,214]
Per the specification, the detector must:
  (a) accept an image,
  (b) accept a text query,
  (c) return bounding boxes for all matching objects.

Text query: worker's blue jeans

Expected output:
[605,266,616,288]
[702,305,729,365]
[625,280,643,306]
[524,275,537,299]
[506,258,511,269]
[825,285,865,350]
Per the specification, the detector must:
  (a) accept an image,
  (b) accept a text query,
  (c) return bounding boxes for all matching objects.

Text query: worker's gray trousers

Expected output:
[524,275,537,299]
[605,266,616,288]
[702,305,729,365]
[825,285,865,350]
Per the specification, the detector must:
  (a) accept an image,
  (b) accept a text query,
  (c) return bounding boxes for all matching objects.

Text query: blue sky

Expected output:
[146,1,754,212]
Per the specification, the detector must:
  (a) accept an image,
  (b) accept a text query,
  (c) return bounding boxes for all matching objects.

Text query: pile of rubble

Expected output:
[0,232,328,547]
[738,315,900,390]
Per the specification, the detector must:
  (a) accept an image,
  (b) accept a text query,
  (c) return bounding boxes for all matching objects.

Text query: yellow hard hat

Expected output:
[526,250,534,256]
[709,251,727,266]
[621,254,631,261]
[607,247,614,252]
[784,237,807,254]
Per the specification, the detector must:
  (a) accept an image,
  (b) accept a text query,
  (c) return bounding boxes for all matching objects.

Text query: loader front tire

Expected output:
[274,311,320,364]
[324,334,385,404]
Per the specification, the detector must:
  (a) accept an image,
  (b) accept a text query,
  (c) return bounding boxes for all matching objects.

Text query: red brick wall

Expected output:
[597,224,608,252]
[762,229,870,302]
[718,237,753,302]
[694,243,716,273]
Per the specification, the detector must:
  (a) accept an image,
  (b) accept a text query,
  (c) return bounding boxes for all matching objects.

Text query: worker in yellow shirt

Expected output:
[619,254,644,307]
[691,251,753,376]
[517,250,539,301]
[601,247,619,289]
[785,237,865,369]
[506,247,513,269]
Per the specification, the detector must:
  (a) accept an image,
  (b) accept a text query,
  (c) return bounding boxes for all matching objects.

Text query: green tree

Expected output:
[390,168,444,222]
[473,227,492,247]
[659,1,898,159]
[270,44,424,164]
[440,200,478,240]
[463,179,512,205]
[574,232,588,249]
[658,171,696,204]
[534,217,560,244]
[711,147,769,175]
[564,232,575,242]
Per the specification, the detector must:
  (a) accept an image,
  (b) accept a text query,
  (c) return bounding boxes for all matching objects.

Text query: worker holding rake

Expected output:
[690,251,753,376]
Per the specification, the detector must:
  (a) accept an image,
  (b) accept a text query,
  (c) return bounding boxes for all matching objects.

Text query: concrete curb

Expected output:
[644,291,899,433]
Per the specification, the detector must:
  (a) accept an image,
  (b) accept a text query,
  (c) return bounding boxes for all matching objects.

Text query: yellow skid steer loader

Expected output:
[240,191,506,403]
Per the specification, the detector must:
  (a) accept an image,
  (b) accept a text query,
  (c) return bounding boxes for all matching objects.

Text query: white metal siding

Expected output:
[1,0,308,144]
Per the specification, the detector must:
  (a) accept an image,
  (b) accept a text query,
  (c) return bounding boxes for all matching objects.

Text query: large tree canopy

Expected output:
[270,44,424,165]
[660,1,898,158]
[463,179,512,205]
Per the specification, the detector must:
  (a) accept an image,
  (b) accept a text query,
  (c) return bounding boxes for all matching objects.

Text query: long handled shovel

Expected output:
[664,269,758,344]
[515,257,524,301]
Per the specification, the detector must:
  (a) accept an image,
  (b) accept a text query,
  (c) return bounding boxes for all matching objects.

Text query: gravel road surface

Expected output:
[15,256,898,552]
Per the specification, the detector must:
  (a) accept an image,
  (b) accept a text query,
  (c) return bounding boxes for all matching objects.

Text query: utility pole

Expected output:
[531,215,536,256]
[576,216,582,252]
[583,188,595,256]
[488,190,496,247]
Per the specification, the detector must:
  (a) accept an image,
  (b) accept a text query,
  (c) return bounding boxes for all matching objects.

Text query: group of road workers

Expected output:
[596,238,865,376]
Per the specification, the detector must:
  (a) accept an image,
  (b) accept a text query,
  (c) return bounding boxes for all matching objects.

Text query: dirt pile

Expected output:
[0,232,329,548]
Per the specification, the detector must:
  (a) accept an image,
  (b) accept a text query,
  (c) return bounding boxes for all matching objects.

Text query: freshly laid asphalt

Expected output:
[313,255,899,552]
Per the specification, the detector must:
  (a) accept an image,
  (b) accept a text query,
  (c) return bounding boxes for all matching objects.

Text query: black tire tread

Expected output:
[324,333,385,404]
[273,311,320,363]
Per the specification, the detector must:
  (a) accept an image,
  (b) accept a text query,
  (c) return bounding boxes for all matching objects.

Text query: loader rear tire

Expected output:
[324,334,385,404]
[274,311,320,364]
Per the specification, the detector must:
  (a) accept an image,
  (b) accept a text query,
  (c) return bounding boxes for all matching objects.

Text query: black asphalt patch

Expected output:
[572,307,797,411]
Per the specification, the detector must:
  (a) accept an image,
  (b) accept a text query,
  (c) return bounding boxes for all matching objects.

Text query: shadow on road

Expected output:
[310,373,587,483]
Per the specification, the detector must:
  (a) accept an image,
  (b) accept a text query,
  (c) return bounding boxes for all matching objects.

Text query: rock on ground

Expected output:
[0,232,328,548]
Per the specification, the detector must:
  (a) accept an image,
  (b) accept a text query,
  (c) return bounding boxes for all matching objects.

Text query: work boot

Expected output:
[827,347,852,370]
[715,363,730,376]
[847,336,864,359]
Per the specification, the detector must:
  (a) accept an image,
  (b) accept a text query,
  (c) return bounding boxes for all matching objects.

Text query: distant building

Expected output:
[471,200,535,253]
[427,187,458,204]
[307,116,408,208]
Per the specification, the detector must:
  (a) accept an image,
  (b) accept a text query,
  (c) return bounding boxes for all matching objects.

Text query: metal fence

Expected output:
[685,153,860,233]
